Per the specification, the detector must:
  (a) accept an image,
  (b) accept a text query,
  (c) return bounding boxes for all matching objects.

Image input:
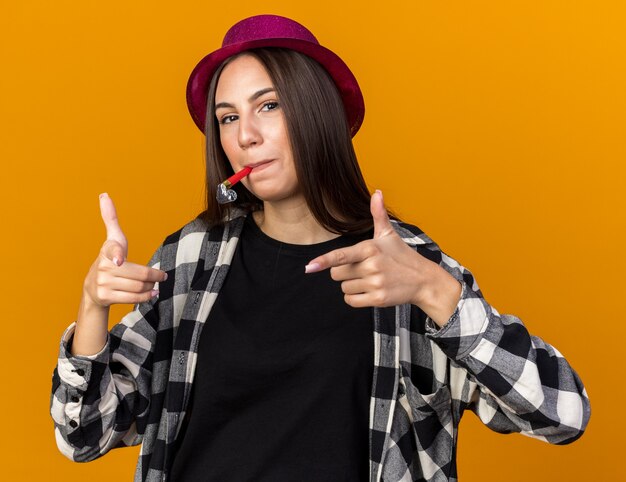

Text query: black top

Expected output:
[169,215,374,481]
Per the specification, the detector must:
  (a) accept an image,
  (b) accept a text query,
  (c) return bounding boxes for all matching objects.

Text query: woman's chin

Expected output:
[246,186,303,205]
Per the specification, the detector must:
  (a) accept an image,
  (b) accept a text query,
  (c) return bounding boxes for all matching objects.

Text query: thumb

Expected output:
[99,193,128,264]
[371,190,394,239]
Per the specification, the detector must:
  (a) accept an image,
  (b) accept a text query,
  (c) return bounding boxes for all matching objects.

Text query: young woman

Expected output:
[51,14,590,482]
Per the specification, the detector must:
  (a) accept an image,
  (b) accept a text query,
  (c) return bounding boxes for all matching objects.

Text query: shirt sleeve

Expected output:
[424,251,591,444]
[50,246,163,462]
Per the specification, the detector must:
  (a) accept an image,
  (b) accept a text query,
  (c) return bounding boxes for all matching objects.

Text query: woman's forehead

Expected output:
[215,54,274,102]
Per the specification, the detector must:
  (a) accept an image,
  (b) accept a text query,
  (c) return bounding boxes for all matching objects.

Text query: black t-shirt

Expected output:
[169,215,374,481]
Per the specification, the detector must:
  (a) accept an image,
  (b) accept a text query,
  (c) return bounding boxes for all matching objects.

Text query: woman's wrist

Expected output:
[412,265,462,328]
[79,289,109,318]
[73,292,110,356]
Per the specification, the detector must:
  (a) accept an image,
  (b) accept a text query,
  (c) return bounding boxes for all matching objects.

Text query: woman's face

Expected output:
[215,54,301,205]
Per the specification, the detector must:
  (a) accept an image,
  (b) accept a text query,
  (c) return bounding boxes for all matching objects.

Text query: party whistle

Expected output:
[216,166,253,204]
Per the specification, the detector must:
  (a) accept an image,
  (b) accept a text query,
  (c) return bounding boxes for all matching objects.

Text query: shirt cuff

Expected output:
[57,322,110,390]
[424,280,492,360]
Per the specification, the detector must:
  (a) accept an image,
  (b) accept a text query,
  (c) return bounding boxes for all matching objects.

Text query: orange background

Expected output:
[1,1,624,480]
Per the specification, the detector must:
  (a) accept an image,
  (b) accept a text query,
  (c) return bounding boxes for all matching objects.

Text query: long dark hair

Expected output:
[201,47,375,234]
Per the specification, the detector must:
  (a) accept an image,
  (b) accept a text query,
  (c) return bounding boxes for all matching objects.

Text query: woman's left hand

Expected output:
[305,191,462,327]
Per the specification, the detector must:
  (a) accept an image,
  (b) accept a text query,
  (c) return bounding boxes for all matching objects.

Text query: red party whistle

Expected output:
[216,166,253,204]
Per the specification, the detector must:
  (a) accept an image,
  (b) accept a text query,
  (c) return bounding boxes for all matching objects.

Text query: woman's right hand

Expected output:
[83,193,167,307]
[72,193,167,356]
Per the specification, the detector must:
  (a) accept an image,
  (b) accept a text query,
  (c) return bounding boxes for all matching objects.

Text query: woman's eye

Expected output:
[219,114,238,125]
[261,101,279,112]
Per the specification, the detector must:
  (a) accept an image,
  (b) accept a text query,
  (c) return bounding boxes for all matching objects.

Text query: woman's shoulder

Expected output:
[161,215,211,247]
[162,209,247,245]
[391,219,437,248]
[155,209,247,269]
[390,219,449,267]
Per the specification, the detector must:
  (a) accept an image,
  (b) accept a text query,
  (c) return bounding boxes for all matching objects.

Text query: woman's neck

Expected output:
[252,200,339,245]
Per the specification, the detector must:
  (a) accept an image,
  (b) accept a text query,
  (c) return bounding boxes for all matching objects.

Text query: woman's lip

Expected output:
[246,159,274,170]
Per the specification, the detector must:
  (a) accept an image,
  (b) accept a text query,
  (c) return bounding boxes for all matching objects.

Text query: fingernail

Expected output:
[376,189,383,199]
[113,257,121,266]
[305,262,321,274]
[163,272,168,281]
[151,289,159,297]
[99,193,108,199]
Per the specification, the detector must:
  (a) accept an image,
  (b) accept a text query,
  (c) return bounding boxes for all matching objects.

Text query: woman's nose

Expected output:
[237,115,262,149]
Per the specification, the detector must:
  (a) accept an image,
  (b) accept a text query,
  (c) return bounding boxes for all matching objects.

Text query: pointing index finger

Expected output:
[305,243,370,274]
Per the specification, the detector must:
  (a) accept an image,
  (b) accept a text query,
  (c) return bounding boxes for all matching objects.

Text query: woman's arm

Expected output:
[424,251,590,443]
[51,194,167,461]
[307,190,590,442]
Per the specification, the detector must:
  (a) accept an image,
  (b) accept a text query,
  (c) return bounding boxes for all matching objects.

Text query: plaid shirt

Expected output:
[51,211,590,481]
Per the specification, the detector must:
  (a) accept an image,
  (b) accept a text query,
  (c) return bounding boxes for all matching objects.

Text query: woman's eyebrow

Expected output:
[249,87,275,101]
[215,87,276,110]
